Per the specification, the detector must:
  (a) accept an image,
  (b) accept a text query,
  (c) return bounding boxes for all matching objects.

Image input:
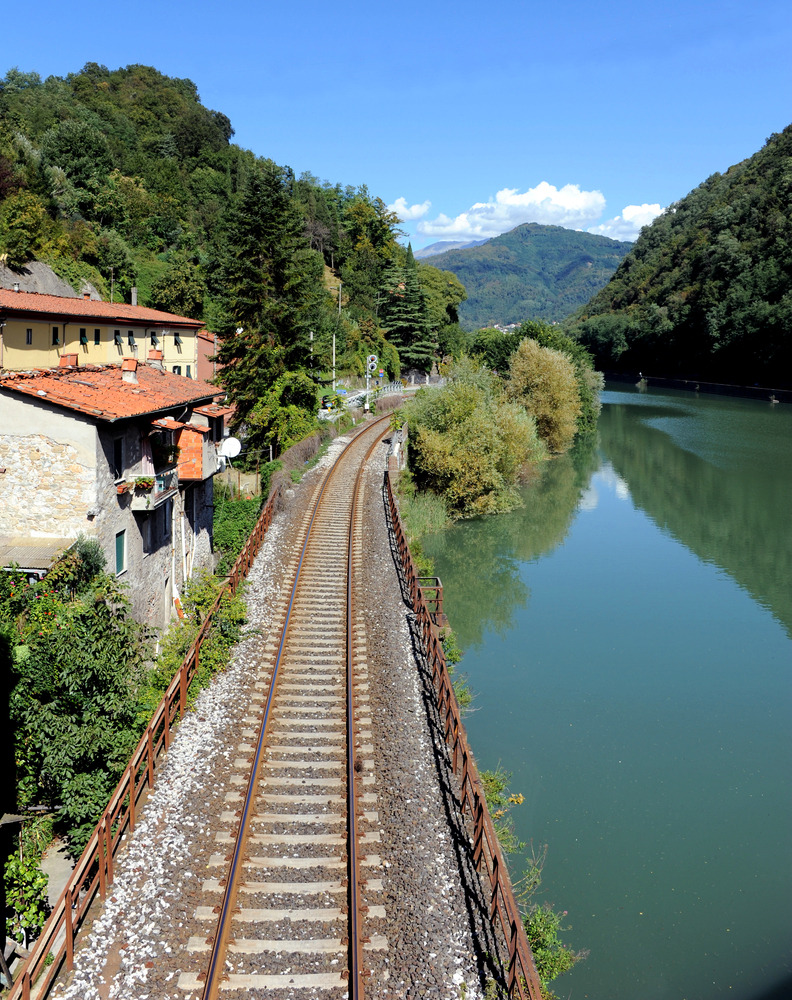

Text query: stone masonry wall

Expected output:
[0,433,96,539]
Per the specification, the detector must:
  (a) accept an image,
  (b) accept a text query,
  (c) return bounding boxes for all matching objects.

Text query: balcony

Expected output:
[130,467,179,510]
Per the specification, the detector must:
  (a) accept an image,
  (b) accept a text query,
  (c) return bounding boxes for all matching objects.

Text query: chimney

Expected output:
[83,292,90,300]
[59,354,78,368]
[131,286,138,306]
[147,349,165,371]
[121,358,138,384]
[13,282,20,292]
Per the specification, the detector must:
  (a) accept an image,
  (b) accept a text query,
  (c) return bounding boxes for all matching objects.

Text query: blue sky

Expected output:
[3,0,791,247]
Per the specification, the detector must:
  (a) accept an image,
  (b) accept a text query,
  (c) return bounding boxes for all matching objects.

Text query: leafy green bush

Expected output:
[480,766,526,855]
[515,320,603,436]
[4,566,146,855]
[4,849,49,947]
[213,482,263,576]
[260,459,283,497]
[524,903,585,994]
[136,571,246,726]
[506,339,581,454]
[406,356,546,518]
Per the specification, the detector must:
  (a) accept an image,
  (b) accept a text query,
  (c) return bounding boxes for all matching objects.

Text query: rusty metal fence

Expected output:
[9,492,277,1000]
[385,470,544,1000]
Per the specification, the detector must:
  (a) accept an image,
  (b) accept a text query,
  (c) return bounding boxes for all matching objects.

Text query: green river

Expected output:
[421,383,792,1000]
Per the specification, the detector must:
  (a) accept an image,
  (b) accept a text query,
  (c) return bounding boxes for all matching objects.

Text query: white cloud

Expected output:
[415,182,607,241]
[588,203,664,242]
[387,196,431,221]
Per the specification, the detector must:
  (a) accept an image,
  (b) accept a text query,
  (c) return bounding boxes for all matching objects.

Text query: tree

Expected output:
[41,120,113,211]
[210,160,326,431]
[380,245,434,371]
[470,327,519,372]
[0,191,50,266]
[417,263,467,328]
[246,370,319,452]
[516,320,603,435]
[506,339,582,453]
[405,356,546,517]
[150,251,205,318]
[2,547,146,855]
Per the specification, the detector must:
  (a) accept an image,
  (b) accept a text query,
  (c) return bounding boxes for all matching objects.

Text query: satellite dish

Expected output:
[220,437,242,459]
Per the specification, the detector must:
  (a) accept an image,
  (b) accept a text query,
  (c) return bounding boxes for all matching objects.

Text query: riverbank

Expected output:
[604,370,791,402]
[421,384,792,1000]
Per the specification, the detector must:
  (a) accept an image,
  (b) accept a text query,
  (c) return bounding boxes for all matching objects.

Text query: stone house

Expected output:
[0,287,203,379]
[0,356,232,631]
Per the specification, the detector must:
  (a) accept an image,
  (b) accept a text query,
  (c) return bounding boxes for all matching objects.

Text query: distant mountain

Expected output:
[414,238,489,259]
[567,126,792,384]
[427,224,632,329]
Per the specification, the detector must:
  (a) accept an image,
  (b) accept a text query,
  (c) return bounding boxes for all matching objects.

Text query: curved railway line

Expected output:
[178,417,390,998]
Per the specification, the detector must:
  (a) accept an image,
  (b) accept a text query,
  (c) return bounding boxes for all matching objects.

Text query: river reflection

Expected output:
[599,393,792,638]
[430,436,599,649]
[421,385,792,1000]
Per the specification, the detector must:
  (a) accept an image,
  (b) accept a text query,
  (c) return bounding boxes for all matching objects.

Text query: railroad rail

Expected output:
[11,416,543,1000]
[176,417,390,998]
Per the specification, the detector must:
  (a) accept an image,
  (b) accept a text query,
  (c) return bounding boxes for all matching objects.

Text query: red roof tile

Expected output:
[0,364,222,422]
[194,403,234,418]
[0,289,203,328]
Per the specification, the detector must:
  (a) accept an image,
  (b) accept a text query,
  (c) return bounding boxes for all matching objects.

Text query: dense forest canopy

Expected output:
[0,63,467,439]
[567,126,792,385]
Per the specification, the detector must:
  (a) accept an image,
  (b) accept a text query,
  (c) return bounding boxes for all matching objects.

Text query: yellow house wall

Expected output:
[1,318,198,376]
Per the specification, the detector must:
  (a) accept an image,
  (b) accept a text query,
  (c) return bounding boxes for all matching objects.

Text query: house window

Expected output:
[94,328,101,345]
[114,330,122,346]
[112,437,124,481]
[79,328,88,345]
[115,530,126,576]
[163,498,173,541]
[141,516,152,556]
[150,332,158,346]
[186,365,192,378]
[25,329,32,345]
[127,331,135,348]
[174,334,183,346]
[52,327,59,345]
[172,365,182,376]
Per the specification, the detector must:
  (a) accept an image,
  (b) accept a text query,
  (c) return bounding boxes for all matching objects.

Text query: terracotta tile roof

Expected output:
[194,403,234,418]
[0,289,203,328]
[0,363,221,422]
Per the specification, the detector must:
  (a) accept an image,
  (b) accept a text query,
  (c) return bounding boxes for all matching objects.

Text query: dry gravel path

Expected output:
[51,428,499,1000]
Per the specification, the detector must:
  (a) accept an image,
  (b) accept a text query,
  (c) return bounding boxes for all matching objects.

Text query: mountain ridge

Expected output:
[426,223,632,329]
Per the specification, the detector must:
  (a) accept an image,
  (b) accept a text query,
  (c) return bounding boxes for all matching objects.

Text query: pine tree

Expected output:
[209,160,324,428]
[380,245,434,372]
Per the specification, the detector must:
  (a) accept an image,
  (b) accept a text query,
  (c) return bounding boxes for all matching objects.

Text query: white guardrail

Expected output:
[318,381,407,419]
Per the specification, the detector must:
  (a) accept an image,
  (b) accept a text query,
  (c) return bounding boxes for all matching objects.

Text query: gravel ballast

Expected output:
[51,430,500,1000]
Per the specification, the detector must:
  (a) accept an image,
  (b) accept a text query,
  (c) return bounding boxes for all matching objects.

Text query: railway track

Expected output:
[178,418,389,998]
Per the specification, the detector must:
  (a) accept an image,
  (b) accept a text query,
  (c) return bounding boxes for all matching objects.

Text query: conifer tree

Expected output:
[380,245,434,372]
[209,160,325,429]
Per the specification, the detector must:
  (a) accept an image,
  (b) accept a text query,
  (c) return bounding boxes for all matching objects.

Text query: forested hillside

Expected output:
[0,64,466,439]
[567,127,792,384]
[427,223,632,329]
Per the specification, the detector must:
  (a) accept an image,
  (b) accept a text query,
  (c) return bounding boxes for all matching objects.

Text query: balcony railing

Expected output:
[130,467,179,510]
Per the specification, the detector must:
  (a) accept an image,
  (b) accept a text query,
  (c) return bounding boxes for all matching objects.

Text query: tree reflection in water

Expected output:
[422,435,599,650]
